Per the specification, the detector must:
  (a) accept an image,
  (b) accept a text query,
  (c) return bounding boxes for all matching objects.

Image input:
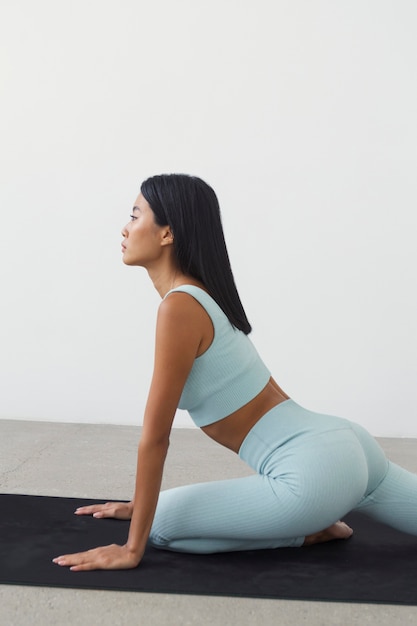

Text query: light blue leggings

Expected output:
[149,400,417,553]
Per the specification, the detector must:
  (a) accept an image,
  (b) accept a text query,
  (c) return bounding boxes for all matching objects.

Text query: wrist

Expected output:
[125,541,145,563]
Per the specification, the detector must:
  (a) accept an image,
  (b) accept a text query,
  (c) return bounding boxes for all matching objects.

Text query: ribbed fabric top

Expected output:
[164,285,271,427]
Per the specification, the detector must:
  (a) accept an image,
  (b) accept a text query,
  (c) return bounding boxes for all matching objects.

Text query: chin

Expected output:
[122,256,142,267]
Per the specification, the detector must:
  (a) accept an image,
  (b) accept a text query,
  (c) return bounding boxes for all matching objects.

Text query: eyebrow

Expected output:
[132,206,140,213]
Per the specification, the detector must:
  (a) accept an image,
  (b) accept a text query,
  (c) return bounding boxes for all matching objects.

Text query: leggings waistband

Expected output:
[238,399,350,473]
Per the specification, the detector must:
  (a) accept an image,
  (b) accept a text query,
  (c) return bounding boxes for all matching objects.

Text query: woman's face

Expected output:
[121,193,172,267]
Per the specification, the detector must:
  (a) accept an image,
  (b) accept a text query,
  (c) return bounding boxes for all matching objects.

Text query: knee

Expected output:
[149,508,174,549]
[148,490,181,549]
[148,504,170,549]
[148,527,168,549]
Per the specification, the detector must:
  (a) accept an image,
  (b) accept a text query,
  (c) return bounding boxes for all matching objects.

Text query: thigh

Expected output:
[151,474,296,544]
[354,461,417,535]
[264,426,370,530]
[349,421,389,494]
[150,427,368,551]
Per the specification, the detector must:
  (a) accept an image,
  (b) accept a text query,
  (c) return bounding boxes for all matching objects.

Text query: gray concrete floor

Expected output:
[1,419,417,626]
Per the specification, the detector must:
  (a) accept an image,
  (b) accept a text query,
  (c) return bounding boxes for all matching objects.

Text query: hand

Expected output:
[53,543,141,571]
[74,501,133,520]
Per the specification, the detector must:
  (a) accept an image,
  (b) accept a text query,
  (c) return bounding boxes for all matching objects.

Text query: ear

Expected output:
[160,226,174,247]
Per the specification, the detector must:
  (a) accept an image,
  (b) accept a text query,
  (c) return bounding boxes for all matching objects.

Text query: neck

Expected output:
[147,266,197,299]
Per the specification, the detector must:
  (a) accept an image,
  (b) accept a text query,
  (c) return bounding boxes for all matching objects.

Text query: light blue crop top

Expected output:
[164,285,271,427]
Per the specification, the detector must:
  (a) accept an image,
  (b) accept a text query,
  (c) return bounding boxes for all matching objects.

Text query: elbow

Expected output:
[138,434,170,457]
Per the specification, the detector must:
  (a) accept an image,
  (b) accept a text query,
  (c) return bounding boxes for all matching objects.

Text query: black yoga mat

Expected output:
[1,494,417,605]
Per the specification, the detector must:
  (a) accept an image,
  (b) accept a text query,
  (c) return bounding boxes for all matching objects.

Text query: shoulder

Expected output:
[156,290,214,358]
[156,291,209,344]
[158,290,208,326]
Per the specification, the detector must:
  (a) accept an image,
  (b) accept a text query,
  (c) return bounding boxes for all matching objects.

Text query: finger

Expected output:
[90,504,128,519]
[53,547,97,564]
[74,504,108,516]
[53,545,113,567]
[69,562,98,572]
[92,507,117,519]
[53,554,113,571]
[53,553,84,566]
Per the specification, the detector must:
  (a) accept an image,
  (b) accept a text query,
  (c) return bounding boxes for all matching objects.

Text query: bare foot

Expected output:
[303,521,353,547]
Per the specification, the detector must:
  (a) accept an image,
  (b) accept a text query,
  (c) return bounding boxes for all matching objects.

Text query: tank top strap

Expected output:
[164,285,225,327]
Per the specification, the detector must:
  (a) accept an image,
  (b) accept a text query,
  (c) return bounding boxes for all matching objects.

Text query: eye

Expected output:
[130,214,138,221]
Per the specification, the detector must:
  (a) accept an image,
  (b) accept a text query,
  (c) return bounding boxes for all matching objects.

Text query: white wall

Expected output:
[1,0,416,436]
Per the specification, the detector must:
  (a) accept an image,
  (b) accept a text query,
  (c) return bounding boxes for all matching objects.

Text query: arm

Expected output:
[53,292,206,570]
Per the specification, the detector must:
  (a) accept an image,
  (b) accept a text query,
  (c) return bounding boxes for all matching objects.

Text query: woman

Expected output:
[53,174,417,571]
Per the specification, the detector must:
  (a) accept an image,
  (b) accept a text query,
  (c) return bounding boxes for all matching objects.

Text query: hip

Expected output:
[238,399,355,474]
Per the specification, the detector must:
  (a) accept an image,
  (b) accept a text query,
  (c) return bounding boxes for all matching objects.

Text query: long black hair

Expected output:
[140,174,252,334]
